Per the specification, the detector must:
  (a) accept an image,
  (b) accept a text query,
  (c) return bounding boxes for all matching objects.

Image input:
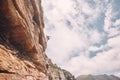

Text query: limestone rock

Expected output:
[46,58,76,80]
[0,0,75,80]
[0,44,48,80]
[0,0,47,79]
[0,0,47,73]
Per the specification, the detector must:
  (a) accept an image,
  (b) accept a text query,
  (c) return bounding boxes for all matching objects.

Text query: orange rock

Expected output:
[0,0,75,80]
[0,0,48,79]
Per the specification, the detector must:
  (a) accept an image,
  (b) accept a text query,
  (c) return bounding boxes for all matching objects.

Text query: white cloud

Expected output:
[104,5,113,32]
[64,46,120,76]
[89,45,103,52]
[104,1,120,37]
[114,19,120,26]
[113,72,120,77]
[89,30,103,44]
[42,0,120,77]
[108,35,120,48]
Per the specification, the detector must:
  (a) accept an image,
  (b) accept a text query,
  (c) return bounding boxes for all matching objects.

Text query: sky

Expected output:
[41,0,120,77]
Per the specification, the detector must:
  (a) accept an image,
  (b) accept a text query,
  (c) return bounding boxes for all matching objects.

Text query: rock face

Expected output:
[0,0,75,80]
[46,59,76,80]
[77,74,120,80]
[0,44,47,80]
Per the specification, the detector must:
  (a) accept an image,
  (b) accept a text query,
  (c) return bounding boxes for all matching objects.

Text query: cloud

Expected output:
[42,0,120,77]
[104,0,120,37]
[114,19,120,26]
[113,72,120,77]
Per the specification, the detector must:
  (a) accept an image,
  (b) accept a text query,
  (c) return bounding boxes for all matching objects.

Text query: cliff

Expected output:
[0,0,75,80]
[46,58,75,80]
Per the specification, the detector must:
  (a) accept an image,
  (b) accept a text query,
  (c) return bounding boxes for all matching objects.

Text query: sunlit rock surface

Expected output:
[0,0,75,80]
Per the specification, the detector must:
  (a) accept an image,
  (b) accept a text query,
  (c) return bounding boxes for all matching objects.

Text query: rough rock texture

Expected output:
[0,0,48,79]
[0,0,75,80]
[0,44,48,80]
[77,74,120,80]
[46,58,76,80]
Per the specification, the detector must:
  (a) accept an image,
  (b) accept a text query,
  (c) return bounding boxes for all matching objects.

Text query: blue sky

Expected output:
[42,0,120,77]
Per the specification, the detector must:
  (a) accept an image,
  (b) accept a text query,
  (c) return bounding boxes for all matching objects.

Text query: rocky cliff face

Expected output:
[46,58,76,80]
[0,0,75,80]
